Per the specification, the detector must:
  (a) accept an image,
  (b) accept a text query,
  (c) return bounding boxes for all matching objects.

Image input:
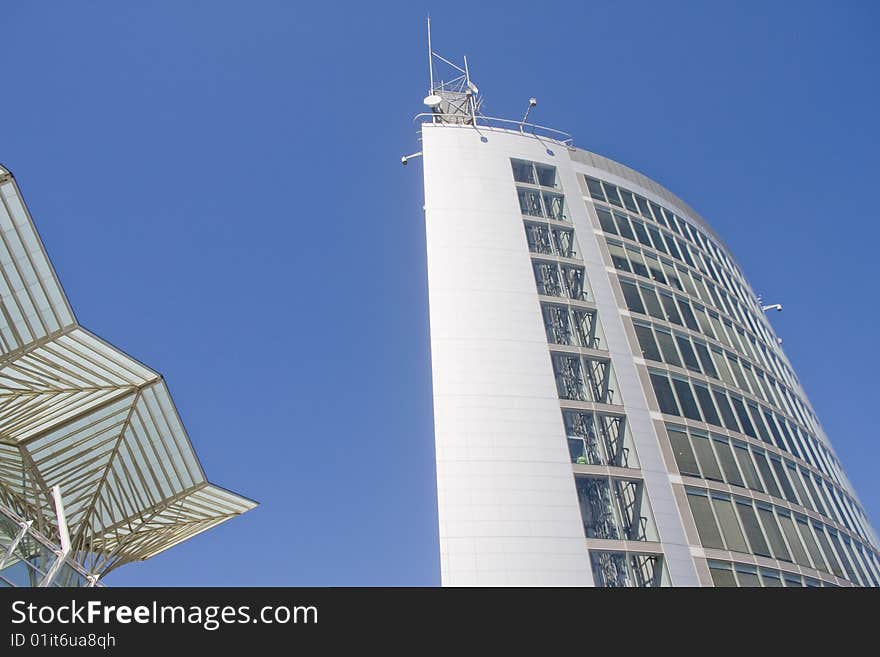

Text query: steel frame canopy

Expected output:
[0,164,256,579]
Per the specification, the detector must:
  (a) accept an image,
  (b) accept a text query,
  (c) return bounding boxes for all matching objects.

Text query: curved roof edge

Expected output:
[568,146,728,251]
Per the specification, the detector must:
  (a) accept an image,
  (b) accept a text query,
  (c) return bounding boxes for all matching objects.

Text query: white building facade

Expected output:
[419,121,880,587]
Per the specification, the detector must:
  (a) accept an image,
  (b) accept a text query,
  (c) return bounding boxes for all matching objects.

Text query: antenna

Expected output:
[422,18,483,125]
[427,16,434,93]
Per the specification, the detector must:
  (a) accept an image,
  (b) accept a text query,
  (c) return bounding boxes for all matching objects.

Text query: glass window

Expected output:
[585,176,605,200]
[752,451,782,498]
[602,182,622,207]
[695,306,715,339]
[667,426,700,476]
[677,298,700,331]
[735,499,771,558]
[693,341,717,378]
[645,254,667,284]
[801,473,827,516]
[650,202,667,228]
[518,188,544,217]
[712,389,740,432]
[687,490,724,550]
[786,464,811,512]
[660,294,682,325]
[621,190,639,213]
[713,349,735,387]
[709,561,737,587]
[771,457,799,505]
[615,212,635,240]
[761,409,786,450]
[714,438,744,487]
[620,280,645,314]
[734,565,761,587]
[663,260,682,290]
[597,207,617,234]
[641,286,665,320]
[672,378,702,421]
[635,195,652,218]
[676,335,702,373]
[691,433,723,481]
[543,192,566,221]
[712,495,749,553]
[760,569,783,587]
[664,234,681,260]
[733,444,762,492]
[608,242,631,272]
[632,219,652,246]
[511,160,536,184]
[655,329,682,367]
[726,354,750,392]
[634,323,662,361]
[747,403,771,445]
[627,247,650,278]
[648,226,667,253]
[730,396,757,438]
[797,517,826,572]
[693,383,721,426]
[757,505,791,562]
[535,164,557,188]
[650,372,680,416]
[777,511,811,568]
[813,525,844,577]
[783,573,803,588]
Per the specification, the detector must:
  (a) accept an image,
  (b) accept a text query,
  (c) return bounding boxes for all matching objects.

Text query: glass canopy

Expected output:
[0,165,256,580]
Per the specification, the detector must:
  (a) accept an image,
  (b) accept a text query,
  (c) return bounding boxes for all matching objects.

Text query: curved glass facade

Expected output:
[583,173,880,586]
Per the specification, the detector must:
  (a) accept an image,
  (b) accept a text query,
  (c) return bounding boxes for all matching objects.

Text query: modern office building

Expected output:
[414,38,879,587]
[0,164,255,586]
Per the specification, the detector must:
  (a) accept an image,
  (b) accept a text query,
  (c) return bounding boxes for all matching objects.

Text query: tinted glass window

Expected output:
[650,373,679,415]
[668,427,700,476]
[736,500,771,558]
[757,506,791,562]
[687,491,724,550]
[714,438,744,487]
[678,299,700,331]
[596,207,617,234]
[712,496,748,553]
[691,434,723,481]
[730,397,756,437]
[660,294,682,325]
[676,336,702,372]
[712,390,740,432]
[641,286,665,320]
[672,378,701,421]
[734,444,763,491]
[632,219,652,246]
[620,280,644,314]
[693,384,721,426]
[603,182,622,206]
[586,176,605,200]
[634,324,661,361]
[693,342,717,377]
[753,451,781,498]
[656,330,681,367]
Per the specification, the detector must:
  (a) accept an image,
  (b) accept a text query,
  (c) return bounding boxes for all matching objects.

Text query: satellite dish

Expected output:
[424,94,443,109]
[468,81,479,95]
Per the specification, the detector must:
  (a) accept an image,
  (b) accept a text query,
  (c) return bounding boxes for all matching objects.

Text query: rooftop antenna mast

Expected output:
[423,17,481,125]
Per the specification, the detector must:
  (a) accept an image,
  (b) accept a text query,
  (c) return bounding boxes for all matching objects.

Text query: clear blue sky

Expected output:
[2,1,877,585]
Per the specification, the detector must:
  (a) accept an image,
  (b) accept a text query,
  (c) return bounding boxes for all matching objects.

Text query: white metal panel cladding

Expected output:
[0,166,254,578]
[422,125,594,586]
